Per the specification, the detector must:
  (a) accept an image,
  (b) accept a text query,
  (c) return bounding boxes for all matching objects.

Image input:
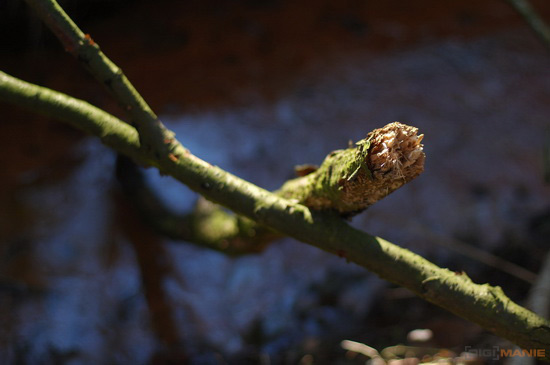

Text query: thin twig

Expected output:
[24,0,176,158]
[115,155,279,255]
[525,251,550,318]
[406,222,537,284]
[505,0,550,50]
[507,251,550,365]
[341,340,383,361]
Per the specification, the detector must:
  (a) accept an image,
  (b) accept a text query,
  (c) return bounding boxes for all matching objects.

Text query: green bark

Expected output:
[24,0,176,158]
[116,155,279,255]
[115,122,424,254]
[1,70,549,358]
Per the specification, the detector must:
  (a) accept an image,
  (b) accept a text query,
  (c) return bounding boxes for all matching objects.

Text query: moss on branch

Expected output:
[279,122,424,215]
[114,122,424,254]
[115,123,424,253]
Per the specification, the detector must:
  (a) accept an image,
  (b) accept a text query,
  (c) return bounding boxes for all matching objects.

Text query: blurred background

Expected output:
[1,0,550,363]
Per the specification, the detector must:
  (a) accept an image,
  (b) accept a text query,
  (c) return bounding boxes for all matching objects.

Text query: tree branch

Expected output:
[116,154,279,255]
[114,123,425,254]
[505,0,550,50]
[23,0,176,158]
[278,123,424,215]
[2,70,550,358]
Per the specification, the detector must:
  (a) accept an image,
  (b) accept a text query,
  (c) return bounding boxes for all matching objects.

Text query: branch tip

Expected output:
[367,122,425,182]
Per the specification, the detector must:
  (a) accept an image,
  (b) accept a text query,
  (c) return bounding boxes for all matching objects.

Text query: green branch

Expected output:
[116,155,279,255]
[1,70,549,357]
[115,121,424,254]
[24,0,176,158]
[116,122,425,254]
[0,71,152,165]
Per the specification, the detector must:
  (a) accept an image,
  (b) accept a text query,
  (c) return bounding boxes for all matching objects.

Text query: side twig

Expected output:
[505,0,550,50]
[400,220,538,284]
[116,155,279,255]
[116,123,424,252]
[24,0,176,158]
